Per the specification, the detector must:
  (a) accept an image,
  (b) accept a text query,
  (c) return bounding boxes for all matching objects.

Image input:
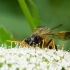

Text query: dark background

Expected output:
[0,0,70,50]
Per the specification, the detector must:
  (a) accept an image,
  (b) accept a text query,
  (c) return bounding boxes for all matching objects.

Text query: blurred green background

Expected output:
[0,0,70,50]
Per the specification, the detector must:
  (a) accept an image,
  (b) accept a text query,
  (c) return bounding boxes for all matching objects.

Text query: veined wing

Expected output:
[33,26,50,35]
[32,24,62,37]
[48,31,70,40]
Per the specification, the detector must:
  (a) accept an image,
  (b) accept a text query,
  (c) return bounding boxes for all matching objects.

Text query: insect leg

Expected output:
[52,40,56,50]
[35,44,38,49]
[42,39,45,49]
[46,39,57,50]
[21,41,30,48]
[46,39,52,47]
[55,44,58,51]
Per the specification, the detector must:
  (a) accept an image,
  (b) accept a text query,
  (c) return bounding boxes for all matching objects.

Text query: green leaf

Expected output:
[0,27,14,47]
[0,27,13,43]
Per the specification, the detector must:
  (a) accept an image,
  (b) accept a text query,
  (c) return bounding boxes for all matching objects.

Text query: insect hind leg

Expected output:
[46,39,52,47]
[55,44,58,51]
[46,39,57,50]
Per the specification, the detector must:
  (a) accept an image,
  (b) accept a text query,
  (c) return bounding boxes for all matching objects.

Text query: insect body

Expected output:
[7,24,70,50]
[24,34,57,50]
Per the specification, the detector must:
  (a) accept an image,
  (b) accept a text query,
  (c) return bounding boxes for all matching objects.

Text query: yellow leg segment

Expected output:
[52,40,55,50]
[35,44,38,50]
[42,40,44,49]
[36,44,38,47]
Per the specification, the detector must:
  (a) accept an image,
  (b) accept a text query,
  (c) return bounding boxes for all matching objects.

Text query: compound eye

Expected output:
[49,46,53,49]
[24,38,31,44]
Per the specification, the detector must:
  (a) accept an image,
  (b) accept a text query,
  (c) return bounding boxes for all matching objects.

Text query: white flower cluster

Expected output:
[0,47,70,70]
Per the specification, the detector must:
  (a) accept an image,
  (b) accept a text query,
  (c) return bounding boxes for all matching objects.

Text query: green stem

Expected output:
[18,0,36,31]
[28,0,40,26]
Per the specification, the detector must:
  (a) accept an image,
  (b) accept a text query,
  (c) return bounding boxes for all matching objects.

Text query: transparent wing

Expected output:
[32,24,62,37]
[48,31,70,40]
[33,26,50,35]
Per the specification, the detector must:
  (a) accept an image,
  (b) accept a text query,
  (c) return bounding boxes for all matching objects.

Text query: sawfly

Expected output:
[7,24,70,50]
